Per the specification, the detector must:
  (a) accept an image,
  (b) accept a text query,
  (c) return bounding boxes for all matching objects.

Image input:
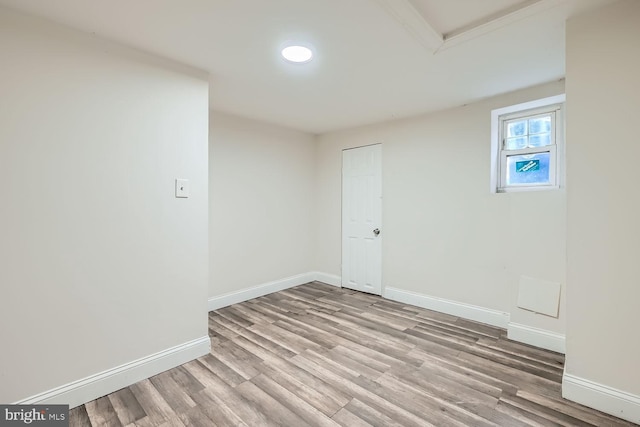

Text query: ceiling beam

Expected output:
[372,0,444,52]
[440,0,567,51]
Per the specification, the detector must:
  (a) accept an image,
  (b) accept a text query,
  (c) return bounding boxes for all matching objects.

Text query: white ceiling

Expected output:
[0,0,615,134]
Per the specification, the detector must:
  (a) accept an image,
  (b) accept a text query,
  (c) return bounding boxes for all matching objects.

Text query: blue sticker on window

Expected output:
[515,160,540,173]
[507,153,550,185]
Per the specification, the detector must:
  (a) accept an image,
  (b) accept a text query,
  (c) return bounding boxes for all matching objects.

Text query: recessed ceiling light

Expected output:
[281,45,313,63]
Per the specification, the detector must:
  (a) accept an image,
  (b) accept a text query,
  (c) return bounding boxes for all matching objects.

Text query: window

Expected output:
[490,94,565,192]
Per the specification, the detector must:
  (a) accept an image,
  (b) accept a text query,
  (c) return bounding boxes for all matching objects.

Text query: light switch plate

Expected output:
[175,179,190,198]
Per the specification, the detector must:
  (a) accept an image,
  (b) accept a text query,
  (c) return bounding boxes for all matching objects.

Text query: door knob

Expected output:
[373,228,380,236]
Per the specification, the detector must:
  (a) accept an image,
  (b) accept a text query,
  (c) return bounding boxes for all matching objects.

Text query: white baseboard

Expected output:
[563,372,640,424]
[15,336,210,409]
[313,272,342,287]
[507,322,566,354]
[208,272,316,311]
[384,287,510,328]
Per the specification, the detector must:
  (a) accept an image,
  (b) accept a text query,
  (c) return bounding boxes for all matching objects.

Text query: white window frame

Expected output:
[490,94,565,193]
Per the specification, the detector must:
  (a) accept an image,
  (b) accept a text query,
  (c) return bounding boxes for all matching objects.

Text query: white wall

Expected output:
[209,112,315,299]
[564,0,640,420]
[315,81,566,337]
[0,8,209,404]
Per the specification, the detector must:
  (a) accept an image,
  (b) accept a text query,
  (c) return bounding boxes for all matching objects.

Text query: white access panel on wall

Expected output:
[517,276,561,317]
[342,144,382,295]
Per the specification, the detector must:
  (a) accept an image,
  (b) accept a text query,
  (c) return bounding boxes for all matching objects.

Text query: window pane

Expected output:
[506,137,527,150]
[506,152,551,186]
[528,132,551,147]
[507,120,527,137]
[528,116,551,134]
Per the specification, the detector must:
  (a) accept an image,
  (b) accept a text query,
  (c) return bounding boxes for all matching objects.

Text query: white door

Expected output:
[342,144,382,295]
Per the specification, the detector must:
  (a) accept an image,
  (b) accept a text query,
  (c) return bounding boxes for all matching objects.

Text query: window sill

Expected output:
[497,185,560,193]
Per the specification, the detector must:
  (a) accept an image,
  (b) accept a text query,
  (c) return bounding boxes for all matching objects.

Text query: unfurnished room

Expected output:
[1,0,639,426]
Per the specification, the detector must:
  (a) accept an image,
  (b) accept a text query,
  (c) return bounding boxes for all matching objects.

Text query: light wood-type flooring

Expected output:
[70,282,637,426]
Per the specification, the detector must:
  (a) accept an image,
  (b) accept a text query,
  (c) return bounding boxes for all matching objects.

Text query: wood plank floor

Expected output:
[71,282,637,426]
